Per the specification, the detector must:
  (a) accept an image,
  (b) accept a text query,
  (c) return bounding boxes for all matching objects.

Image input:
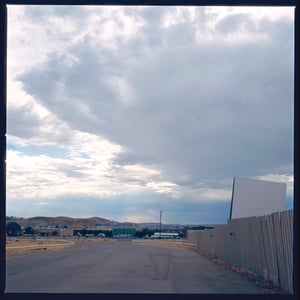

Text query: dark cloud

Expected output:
[16,7,294,191]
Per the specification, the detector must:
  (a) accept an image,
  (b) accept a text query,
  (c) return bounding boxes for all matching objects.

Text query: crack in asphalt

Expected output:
[149,250,171,280]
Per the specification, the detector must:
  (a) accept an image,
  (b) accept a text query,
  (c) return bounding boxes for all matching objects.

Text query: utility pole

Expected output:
[159,210,162,240]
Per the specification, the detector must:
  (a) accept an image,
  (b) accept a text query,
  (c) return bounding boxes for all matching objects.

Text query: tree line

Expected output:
[73,229,113,237]
[6,221,197,238]
[5,222,58,237]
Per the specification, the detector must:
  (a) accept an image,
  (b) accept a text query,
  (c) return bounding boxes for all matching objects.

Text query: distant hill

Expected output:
[9,216,113,229]
[6,216,203,229]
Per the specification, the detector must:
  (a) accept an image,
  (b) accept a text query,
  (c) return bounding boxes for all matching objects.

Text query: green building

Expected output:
[112,228,136,239]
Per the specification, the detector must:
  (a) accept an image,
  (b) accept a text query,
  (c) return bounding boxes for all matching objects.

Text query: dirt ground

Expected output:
[132,239,197,250]
[5,238,194,256]
[6,239,74,256]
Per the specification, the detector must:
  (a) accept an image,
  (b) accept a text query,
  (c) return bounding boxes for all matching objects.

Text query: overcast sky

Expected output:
[6,5,294,224]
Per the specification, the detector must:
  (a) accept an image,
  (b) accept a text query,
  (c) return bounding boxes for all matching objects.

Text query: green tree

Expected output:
[136,227,154,238]
[24,226,34,235]
[6,222,22,236]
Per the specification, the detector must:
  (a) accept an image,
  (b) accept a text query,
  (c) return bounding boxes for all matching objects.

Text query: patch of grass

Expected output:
[133,239,196,250]
[6,239,73,256]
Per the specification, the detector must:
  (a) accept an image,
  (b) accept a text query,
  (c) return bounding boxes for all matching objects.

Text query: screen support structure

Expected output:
[229,177,235,220]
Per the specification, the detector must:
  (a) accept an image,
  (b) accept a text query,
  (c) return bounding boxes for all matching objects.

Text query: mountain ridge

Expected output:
[6,216,196,228]
[8,216,113,228]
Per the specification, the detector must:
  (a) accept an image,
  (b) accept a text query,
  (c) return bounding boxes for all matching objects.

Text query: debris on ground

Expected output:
[195,251,289,294]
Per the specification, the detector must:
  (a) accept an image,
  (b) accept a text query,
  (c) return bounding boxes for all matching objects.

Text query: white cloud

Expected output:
[208,6,293,23]
[6,6,294,223]
[7,129,184,201]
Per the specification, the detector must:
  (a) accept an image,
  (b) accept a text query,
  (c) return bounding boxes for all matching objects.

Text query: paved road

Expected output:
[6,240,265,293]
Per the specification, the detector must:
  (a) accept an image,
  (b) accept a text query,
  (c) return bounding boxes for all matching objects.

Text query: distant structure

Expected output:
[230,177,287,219]
[112,228,136,239]
[150,232,179,239]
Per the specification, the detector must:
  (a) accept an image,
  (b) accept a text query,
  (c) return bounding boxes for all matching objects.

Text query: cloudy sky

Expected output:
[6,5,294,224]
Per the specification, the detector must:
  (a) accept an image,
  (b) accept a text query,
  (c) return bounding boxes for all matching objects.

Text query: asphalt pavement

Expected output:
[5,240,265,293]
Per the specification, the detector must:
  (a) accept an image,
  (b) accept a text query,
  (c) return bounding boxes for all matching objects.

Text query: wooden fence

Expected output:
[187,209,294,293]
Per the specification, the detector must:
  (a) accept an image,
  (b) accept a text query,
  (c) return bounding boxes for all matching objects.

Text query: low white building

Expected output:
[151,232,179,239]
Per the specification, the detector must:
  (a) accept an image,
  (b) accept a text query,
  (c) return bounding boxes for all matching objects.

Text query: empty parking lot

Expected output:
[6,240,265,293]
